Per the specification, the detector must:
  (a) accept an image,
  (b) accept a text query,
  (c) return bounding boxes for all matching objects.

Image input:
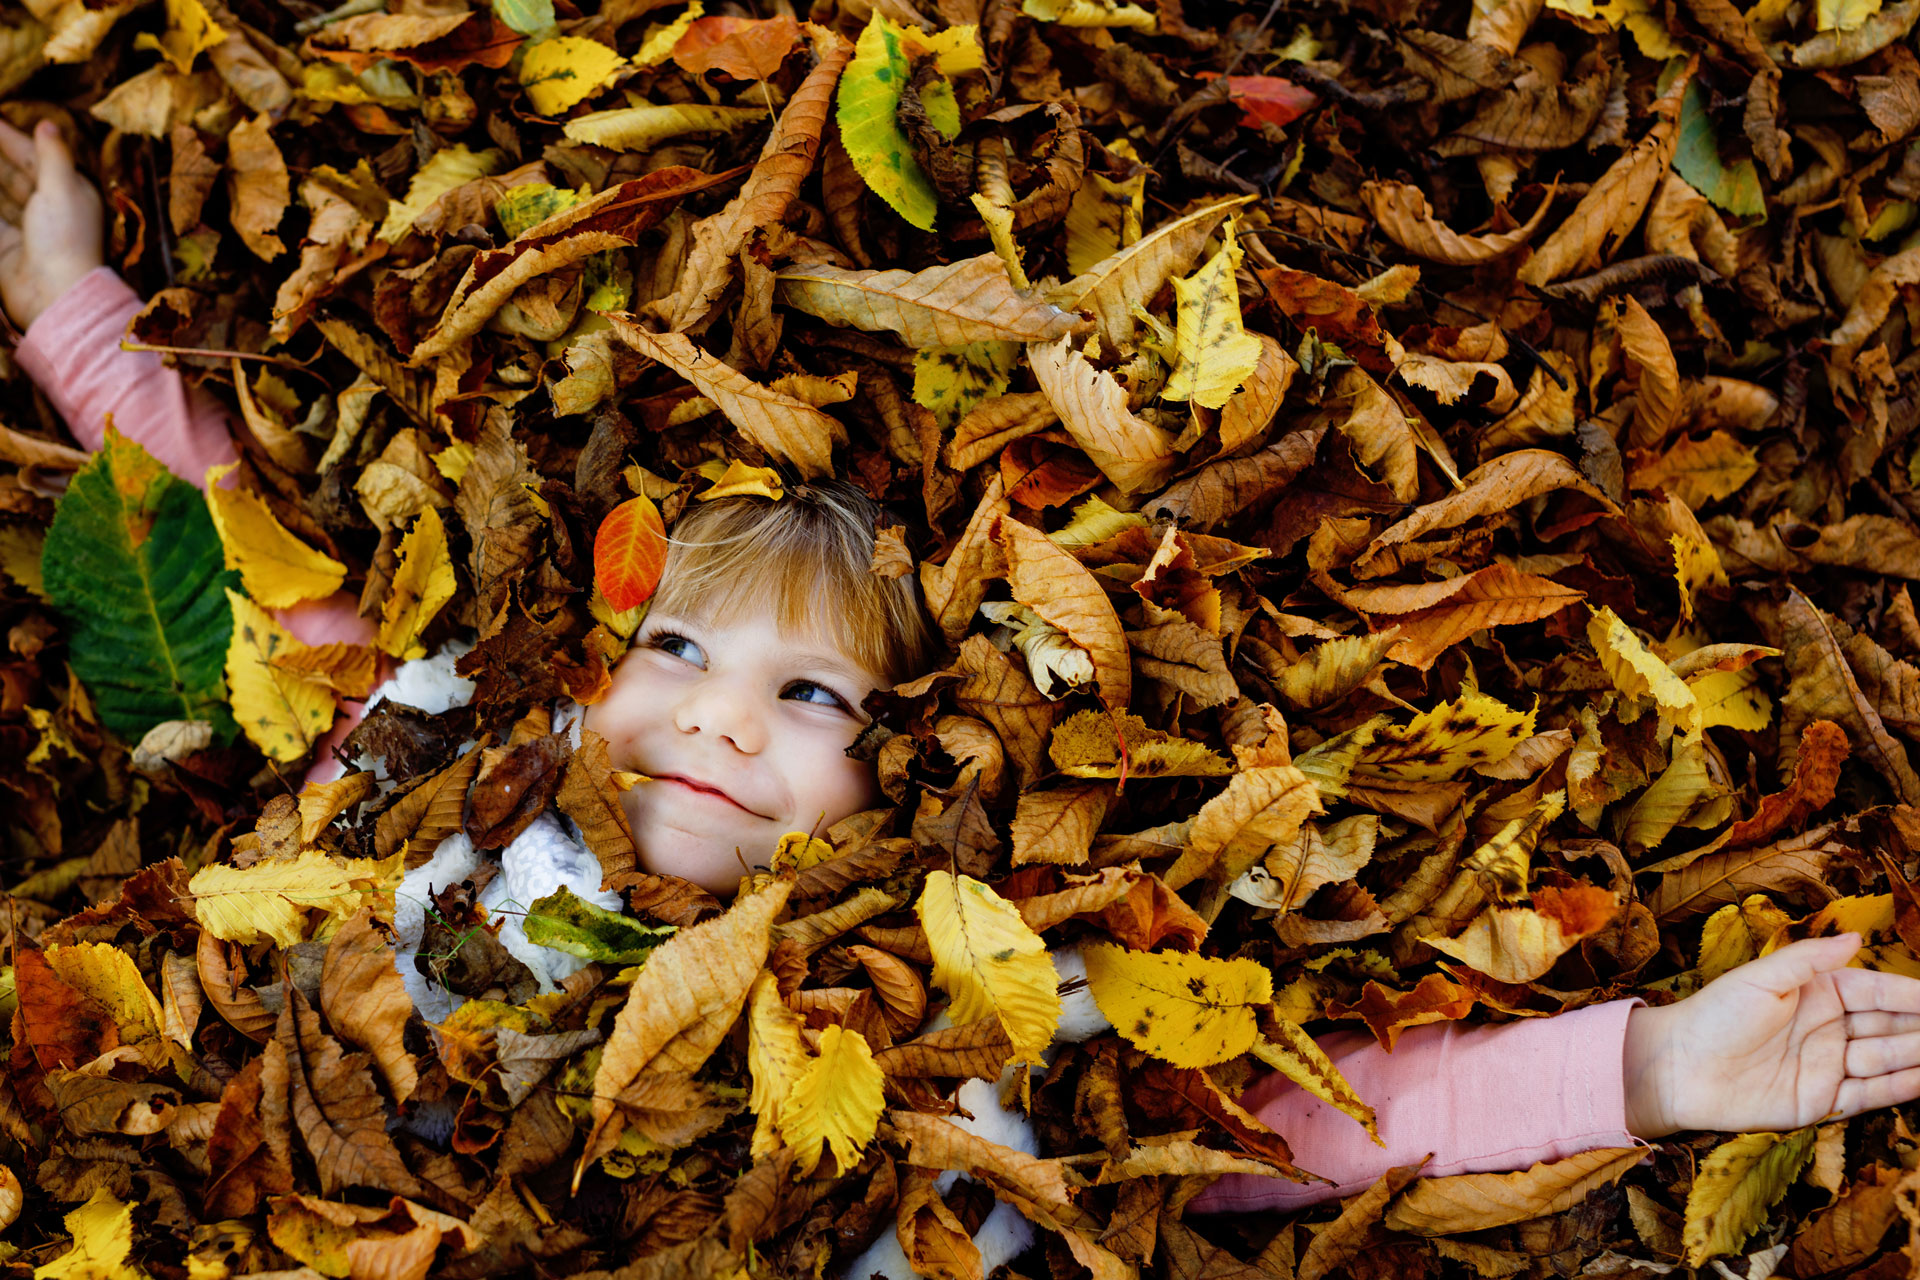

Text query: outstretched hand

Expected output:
[0,117,102,331]
[1624,932,1920,1139]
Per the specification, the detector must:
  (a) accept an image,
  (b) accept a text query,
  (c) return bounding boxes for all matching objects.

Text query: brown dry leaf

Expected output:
[1422,884,1621,982]
[995,514,1132,711]
[1168,765,1323,888]
[1362,179,1555,263]
[1344,564,1584,671]
[583,877,792,1178]
[1385,1147,1649,1234]
[1026,336,1178,494]
[779,256,1081,347]
[271,986,423,1200]
[1770,589,1920,806]
[1615,295,1683,449]
[319,908,418,1107]
[1517,66,1689,285]
[606,318,844,477]
[1356,448,1616,575]
[555,727,638,880]
[226,113,288,261]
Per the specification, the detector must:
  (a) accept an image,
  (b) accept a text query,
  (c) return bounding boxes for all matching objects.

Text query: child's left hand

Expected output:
[1624,932,1920,1139]
[0,118,103,331]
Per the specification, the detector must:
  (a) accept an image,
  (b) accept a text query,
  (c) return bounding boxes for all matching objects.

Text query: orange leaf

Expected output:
[593,495,668,612]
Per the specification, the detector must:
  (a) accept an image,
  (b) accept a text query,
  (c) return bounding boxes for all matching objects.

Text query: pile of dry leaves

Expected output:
[6,0,1920,1274]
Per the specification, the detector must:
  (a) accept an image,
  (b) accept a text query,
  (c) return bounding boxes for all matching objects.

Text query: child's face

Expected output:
[582,602,888,894]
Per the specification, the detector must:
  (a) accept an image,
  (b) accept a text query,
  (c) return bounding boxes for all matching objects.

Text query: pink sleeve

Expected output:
[1190,998,1651,1214]
[16,266,239,485]
[19,268,384,774]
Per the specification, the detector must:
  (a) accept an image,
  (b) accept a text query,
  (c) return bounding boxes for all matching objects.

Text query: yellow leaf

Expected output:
[1048,708,1232,779]
[745,970,810,1160]
[776,1024,886,1175]
[634,0,703,63]
[1354,690,1536,781]
[970,192,1031,290]
[1682,1128,1816,1266]
[695,459,785,500]
[1690,667,1773,731]
[1624,730,1727,854]
[1081,942,1271,1067]
[916,870,1060,1064]
[1163,219,1264,410]
[203,464,346,609]
[1251,1019,1379,1143]
[132,0,223,74]
[1422,883,1621,982]
[33,1188,141,1280]
[1817,0,1881,29]
[376,506,457,661]
[1169,764,1322,889]
[1698,895,1792,981]
[188,847,368,948]
[520,35,627,116]
[1672,532,1727,623]
[1055,195,1254,350]
[562,102,765,152]
[375,145,502,243]
[1587,606,1701,734]
[1022,0,1158,29]
[1065,171,1144,276]
[1462,789,1566,901]
[1628,430,1760,508]
[44,942,163,1048]
[225,590,336,762]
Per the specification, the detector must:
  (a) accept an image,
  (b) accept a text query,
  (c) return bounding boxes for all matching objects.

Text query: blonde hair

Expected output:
[649,480,941,686]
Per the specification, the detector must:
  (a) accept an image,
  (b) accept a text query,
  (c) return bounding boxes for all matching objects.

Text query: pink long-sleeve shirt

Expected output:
[19,266,377,776]
[16,269,1650,1215]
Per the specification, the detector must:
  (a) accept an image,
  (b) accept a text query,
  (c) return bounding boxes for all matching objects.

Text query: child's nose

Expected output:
[672,676,766,753]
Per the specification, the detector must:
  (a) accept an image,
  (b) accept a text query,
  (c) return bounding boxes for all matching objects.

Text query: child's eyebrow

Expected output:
[777,646,874,687]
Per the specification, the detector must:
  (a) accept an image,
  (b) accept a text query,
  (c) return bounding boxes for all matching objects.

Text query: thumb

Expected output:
[31,121,74,187]
[1741,932,1863,995]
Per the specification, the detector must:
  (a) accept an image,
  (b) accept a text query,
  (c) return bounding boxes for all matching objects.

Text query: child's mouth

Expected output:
[654,774,764,816]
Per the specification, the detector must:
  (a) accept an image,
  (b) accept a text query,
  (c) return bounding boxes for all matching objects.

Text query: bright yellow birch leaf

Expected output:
[1065,172,1145,276]
[634,0,703,64]
[1082,942,1272,1067]
[133,0,223,73]
[519,35,627,116]
[1672,532,1727,623]
[1682,1128,1816,1265]
[1698,894,1792,981]
[1023,0,1158,29]
[225,590,334,762]
[746,970,810,1159]
[1587,605,1701,734]
[1354,690,1536,781]
[1252,1018,1380,1142]
[45,942,163,1047]
[1690,666,1773,731]
[695,459,785,500]
[203,464,346,609]
[1546,0,1685,55]
[1163,219,1264,409]
[188,847,365,948]
[376,145,502,243]
[837,14,938,230]
[916,870,1061,1064]
[34,1187,141,1280]
[377,506,457,660]
[561,102,765,152]
[776,1024,886,1175]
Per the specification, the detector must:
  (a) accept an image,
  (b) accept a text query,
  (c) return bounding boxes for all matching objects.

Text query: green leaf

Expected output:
[523,886,676,965]
[1673,78,1764,218]
[492,0,556,36]
[836,13,938,232]
[42,427,235,741]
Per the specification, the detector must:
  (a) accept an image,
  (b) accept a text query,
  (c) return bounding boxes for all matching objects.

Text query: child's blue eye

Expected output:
[650,631,705,665]
[784,680,849,711]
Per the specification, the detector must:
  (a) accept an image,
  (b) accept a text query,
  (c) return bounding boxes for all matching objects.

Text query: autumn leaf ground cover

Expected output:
[6,0,1920,1274]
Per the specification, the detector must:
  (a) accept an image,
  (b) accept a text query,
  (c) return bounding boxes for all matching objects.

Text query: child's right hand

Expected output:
[1623,932,1920,1139]
[0,118,103,331]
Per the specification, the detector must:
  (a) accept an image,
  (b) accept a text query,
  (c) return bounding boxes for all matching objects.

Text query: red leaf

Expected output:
[1216,75,1319,130]
[594,495,668,611]
[672,15,802,82]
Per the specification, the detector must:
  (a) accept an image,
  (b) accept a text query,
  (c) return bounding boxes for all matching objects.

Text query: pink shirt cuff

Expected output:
[1191,998,1650,1214]
[17,265,239,484]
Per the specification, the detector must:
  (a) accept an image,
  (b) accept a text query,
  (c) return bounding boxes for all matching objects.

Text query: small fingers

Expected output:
[1834,1064,1920,1119]
[1847,1010,1920,1038]
[0,118,35,172]
[1835,966,1920,1017]
[1847,1029,1920,1077]
[30,121,75,188]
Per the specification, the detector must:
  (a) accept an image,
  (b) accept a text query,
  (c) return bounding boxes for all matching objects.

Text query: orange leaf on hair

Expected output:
[594,495,668,612]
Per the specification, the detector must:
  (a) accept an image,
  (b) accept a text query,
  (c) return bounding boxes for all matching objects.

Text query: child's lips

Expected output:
[653,774,768,818]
